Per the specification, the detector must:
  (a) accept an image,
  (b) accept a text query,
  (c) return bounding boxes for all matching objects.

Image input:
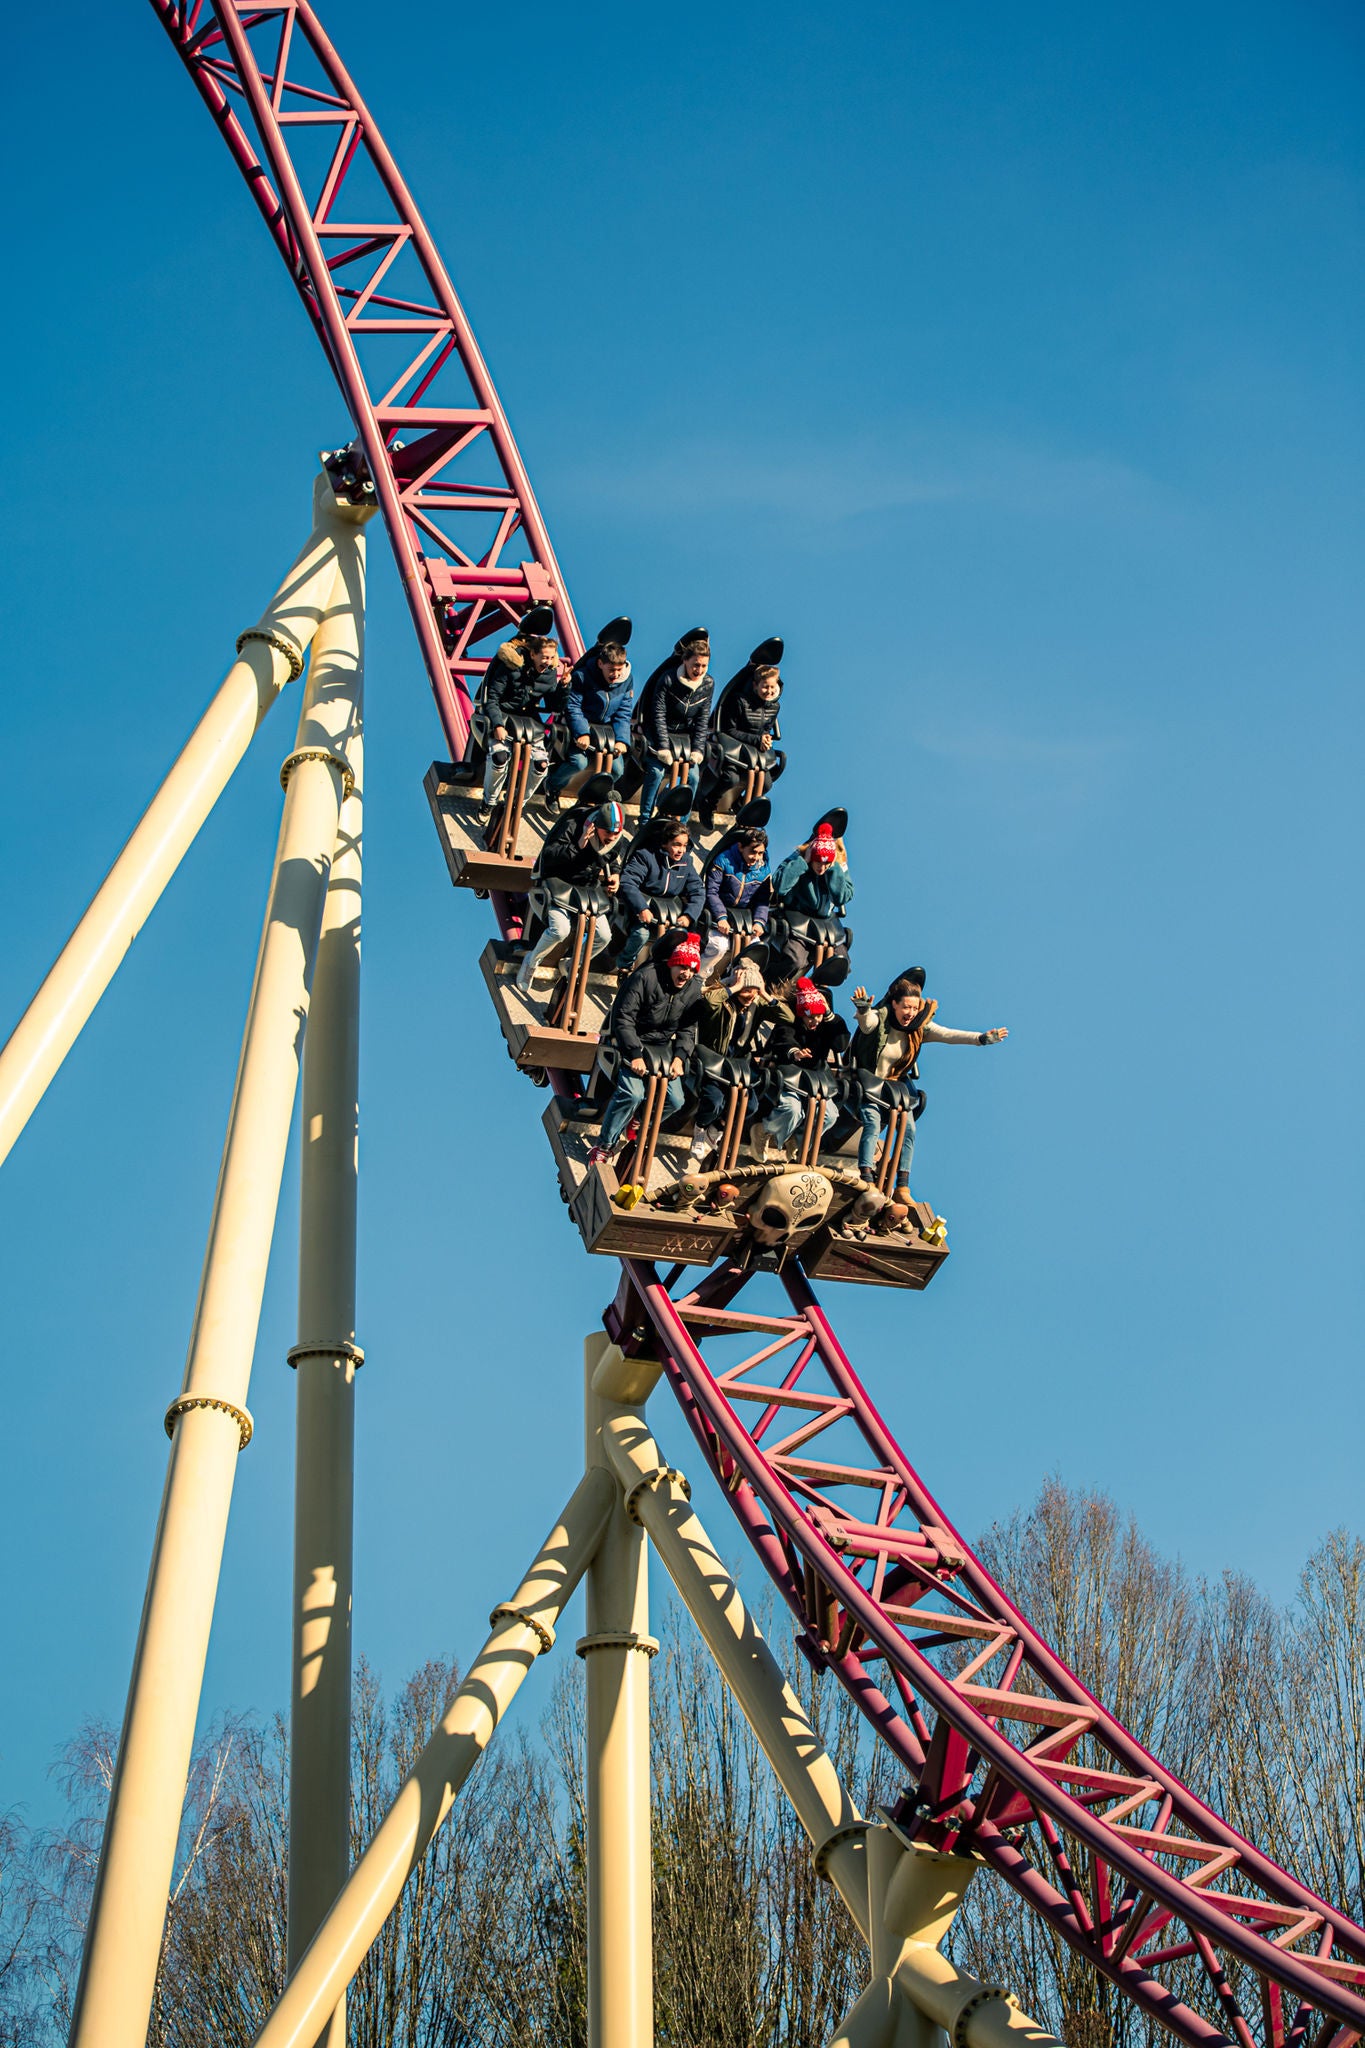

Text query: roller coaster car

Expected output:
[424,760,546,894]
[540,1070,950,1289]
[479,937,609,1076]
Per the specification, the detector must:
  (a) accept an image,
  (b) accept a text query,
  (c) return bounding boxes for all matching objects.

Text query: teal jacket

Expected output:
[772,851,853,918]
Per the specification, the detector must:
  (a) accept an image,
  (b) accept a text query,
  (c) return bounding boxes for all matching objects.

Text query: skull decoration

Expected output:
[747,1169,834,1250]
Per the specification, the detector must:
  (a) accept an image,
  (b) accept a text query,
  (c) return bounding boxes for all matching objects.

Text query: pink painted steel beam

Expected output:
[148,0,583,758]
[609,1257,1365,2048]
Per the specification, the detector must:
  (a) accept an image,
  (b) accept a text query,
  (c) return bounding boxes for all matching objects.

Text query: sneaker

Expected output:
[587,1144,613,1167]
[746,1121,773,1164]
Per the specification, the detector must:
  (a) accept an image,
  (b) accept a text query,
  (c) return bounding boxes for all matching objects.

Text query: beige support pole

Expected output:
[0,471,352,1174]
[250,1469,617,2048]
[581,1334,657,2048]
[67,506,372,2048]
[874,1829,1061,2048]
[596,1400,871,1936]
[598,1403,1061,2048]
[285,539,368,2048]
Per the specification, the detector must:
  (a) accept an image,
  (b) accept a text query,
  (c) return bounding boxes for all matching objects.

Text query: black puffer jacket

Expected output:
[481,639,562,725]
[766,1010,850,1067]
[535,807,624,889]
[610,962,705,1059]
[715,676,782,745]
[639,663,714,754]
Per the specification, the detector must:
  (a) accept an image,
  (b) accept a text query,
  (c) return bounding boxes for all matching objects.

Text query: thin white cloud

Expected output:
[558,423,1173,527]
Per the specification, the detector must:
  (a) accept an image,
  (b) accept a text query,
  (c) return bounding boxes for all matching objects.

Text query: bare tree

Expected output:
[8,1494,1361,2048]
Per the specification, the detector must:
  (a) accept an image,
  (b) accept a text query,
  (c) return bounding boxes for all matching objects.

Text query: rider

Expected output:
[849,970,1008,1193]
[637,630,714,822]
[547,639,634,802]
[685,958,791,1170]
[615,817,705,976]
[696,663,785,830]
[748,976,849,1164]
[589,933,705,1166]
[700,824,773,977]
[477,629,562,816]
[513,797,626,995]
[770,821,853,976]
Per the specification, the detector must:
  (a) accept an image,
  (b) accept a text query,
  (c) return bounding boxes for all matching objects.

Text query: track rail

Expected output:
[152,12,1365,2046]
[149,0,583,759]
[603,1259,1365,2048]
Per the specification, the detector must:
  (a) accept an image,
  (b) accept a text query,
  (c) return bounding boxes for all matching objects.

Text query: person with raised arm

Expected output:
[684,957,792,1170]
[848,969,1007,1194]
[769,819,853,976]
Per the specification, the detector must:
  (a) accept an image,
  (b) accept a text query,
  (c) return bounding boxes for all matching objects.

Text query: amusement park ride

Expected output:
[1,6,1359,2047]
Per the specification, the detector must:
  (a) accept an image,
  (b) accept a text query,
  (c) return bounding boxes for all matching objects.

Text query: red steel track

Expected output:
[150,10,1365,2045]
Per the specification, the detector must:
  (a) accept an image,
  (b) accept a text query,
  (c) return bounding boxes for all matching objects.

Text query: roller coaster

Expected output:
[4,7,1360,2046]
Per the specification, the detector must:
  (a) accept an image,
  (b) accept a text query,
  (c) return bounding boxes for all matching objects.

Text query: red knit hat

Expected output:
[809,823,837,866]
[795,977,828,1020]
[669,935,701,971]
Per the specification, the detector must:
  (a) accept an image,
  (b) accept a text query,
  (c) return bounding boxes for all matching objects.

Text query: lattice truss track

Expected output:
[150,0,585,755]
[150,9,1365,2047]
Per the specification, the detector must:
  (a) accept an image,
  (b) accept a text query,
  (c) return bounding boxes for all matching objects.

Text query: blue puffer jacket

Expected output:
[564,652,635,745]
[705,846,773,926]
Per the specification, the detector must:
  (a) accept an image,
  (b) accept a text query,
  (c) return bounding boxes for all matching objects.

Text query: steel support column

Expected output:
[249,1468,616,2048]
[600,1409,1060,2048]
[286,532,368,2048]
[0,472,349,1173]
[597,1403,871,1934]
[581,1335,658,2048]
[68,506,371,2048]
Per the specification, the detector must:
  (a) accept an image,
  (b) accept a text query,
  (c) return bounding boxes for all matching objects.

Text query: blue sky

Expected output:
[1,1,1361,1829]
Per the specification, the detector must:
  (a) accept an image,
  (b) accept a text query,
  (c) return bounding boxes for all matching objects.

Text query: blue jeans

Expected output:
[639,754,700,822]
[765,1086,837,1148]
[599,1070,685,1153]
[548,749,622,798]
[857,1102,915,1186]
[695,1076,755,1133]
[617,914,691,973]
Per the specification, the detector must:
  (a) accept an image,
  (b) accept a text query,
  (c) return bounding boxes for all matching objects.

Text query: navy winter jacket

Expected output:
[565,653,635,746]
[617,842,705,922]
